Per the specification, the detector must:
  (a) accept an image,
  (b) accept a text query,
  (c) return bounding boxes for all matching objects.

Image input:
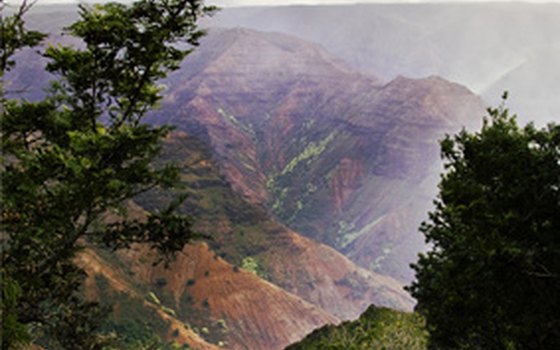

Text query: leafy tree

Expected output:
[0,0,46,78]
[286,305,427,350]
[408,99,560,349]
[1,2,48,346]
[0,0,215,348]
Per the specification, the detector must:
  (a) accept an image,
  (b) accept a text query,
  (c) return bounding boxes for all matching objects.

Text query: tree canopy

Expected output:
[0,1,215,348]
[286,305,427,350]
[408,99,560,349]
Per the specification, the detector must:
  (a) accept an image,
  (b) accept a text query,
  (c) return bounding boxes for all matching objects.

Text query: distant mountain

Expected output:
[152,27,380,204]
[154,28,485,282]
[212,3,560,124]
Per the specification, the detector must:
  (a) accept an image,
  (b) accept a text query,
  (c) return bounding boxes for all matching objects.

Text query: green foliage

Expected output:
[99,284,181,349]
[161,306,177,317]
[0,1,215,348]
[408,100,560,349]
[215,319,227,331]
[217,107,255,138]
[155,278,168,288]
[0,278,32,348]
[147,292,162,306]
[139,137,275,267]
[240,256,268,279]
[0,0,47,76]
[280,131,336,176]
[103,327,188,350]
[286,304,427,350]
[202,298,210,308]
[241,256,258,273]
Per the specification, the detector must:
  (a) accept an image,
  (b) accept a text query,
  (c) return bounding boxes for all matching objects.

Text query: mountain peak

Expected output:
[168,27,379,89]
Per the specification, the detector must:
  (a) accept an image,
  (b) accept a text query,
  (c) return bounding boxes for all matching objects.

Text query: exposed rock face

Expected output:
[151,28,379,205]
[117,243,339,350]
[265,229,414,318]
[154,28,486,282]
[149,132,415,316]
[78,249,221,350]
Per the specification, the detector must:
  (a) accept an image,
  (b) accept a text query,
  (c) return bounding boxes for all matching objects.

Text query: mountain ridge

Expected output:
[153,27,485,282]
[212,2,560,124]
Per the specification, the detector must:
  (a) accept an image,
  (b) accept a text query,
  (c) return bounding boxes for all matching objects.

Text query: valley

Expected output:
[6,2,557,348]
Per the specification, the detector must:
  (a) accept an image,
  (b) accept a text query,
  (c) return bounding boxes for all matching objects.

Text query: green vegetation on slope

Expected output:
[266,131,337,220]
[217,107,256,138]
[88,248,226,349]
[280,131,336,176]
[285,304,427,350]
[139,134,277,270]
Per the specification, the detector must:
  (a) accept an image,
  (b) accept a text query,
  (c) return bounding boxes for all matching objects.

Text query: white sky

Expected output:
[19,0,560,5]
[211,0,560,5]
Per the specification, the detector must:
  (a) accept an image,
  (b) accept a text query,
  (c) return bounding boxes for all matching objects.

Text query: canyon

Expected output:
[10,3,556,348]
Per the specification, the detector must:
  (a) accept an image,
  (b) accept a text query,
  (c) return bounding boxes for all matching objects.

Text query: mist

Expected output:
[209,2,560,126]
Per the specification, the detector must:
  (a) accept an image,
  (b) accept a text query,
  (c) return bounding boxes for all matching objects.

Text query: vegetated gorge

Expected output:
[7,2,560,349]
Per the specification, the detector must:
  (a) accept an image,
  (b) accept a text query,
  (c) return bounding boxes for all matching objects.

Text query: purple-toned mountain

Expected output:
[154,28,486,282]
[214,3,560,124]
[152,28,379,203]
[6,17,485,282]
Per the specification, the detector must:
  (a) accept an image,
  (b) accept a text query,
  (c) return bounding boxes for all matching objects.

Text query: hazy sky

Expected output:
[19,0,560,5]
[212,0,559,5]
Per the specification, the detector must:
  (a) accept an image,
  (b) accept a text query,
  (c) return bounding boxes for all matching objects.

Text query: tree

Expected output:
[408,99,560,349]
[0,0,46,78]
[0,1,215,348]
[285,305,427,350]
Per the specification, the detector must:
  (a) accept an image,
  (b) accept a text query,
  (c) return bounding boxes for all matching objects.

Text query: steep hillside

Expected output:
[152,27,378,204]
[78,248,221,350]
[80,243,338,350]
[139,132,414,319]
[77,131,413,349]
[154,28,485,282]
[81,198,342,350]
[111,243,338,350]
